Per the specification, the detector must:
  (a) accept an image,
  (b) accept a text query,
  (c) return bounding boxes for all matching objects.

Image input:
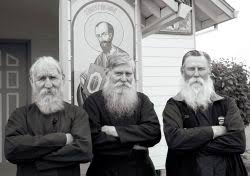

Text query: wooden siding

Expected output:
[142,34,195,169]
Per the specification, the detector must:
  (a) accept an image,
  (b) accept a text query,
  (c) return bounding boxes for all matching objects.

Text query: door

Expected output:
[0,40,30,175]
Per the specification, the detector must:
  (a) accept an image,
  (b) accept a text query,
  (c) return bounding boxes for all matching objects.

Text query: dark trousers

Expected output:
[87,150,156,176]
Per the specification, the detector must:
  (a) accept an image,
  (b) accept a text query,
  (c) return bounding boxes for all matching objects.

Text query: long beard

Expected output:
[32,87,64,114]
[180,76,215,111]
[102,78,138,118]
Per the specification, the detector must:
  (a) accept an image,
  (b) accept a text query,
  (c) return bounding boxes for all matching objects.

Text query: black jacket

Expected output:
[163,93,247,176]
[5,102,92,176]
[84,91,161,176]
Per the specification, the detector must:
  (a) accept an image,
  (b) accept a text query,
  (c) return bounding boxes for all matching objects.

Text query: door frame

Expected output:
[0,39,32,104]
[0,39,31,165]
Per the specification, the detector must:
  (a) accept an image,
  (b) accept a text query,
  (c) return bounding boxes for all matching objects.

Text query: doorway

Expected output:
[0,39,31,175]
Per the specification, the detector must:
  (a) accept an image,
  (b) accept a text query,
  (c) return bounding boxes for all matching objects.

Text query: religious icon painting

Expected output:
[71,0,135,106]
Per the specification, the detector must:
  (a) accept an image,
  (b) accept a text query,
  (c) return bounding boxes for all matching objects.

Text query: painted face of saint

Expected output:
[95,22,113,53]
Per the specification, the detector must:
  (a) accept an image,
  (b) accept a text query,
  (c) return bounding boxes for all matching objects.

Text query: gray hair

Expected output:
[181,50,212,69]
[29,56,64,81]
[106,52,135,72]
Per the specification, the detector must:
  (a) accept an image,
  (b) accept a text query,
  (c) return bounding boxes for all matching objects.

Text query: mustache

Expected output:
[100,41,111,46]
[39,88,57,97]
[103,80,138,118]
[114,82,132,88]
[188,77,204,85]
[181,76,214,111]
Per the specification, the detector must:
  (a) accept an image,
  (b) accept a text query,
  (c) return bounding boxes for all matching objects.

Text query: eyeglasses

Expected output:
[183,66,209,76]
[96,32,110,38]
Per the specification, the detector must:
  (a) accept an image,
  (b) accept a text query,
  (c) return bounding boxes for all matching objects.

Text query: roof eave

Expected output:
[195,0,237,32]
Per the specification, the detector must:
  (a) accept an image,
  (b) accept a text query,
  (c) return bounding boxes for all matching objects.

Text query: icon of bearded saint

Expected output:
[77,21,129,107]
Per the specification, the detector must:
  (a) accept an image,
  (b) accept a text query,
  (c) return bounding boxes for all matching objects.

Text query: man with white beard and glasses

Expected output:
[4,56,92,176]
[163,50,247,176]
[83,54,161,176]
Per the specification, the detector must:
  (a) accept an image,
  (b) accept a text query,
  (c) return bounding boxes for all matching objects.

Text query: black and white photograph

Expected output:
[0,0,249,176]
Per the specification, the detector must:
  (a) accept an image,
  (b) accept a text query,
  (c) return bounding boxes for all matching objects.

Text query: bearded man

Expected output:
[94,21,129,68]
[163,50,247,176]
[84,54,161,176]
[4,56,92,176]
[76,21,129,106]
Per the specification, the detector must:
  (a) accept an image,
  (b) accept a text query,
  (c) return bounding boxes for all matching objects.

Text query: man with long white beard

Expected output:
[4,56,92,176]
[163,50,247,176]
[84,54,161,176]
[77,21,129,105]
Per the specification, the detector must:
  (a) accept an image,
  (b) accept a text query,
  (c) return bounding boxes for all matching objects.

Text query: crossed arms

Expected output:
[163,97,246,155]
[4,106,92,171]
[84,93,161,156]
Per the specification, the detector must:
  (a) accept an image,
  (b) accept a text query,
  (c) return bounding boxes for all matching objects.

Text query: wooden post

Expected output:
[135,0,143,92]
[59,0,72,103]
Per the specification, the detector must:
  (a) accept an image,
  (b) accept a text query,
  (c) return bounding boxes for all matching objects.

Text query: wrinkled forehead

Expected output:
[112,62,134,72]
[183,55,209,68]
[34,63,61,77]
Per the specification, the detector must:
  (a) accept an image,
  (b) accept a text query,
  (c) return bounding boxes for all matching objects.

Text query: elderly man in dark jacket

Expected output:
[84,54,161,176]
[163,50,247,176]
[4,56,92,176]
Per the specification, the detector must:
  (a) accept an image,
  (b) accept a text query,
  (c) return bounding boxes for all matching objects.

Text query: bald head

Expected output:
[95,22,114,39]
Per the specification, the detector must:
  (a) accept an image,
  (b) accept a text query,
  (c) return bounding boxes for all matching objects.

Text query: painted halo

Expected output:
[84,12,124,52]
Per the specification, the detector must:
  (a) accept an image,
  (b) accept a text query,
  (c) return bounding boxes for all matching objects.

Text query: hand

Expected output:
[211,126,227,139]
[65,133,74,145]
[101,125,118,137]
[80,70,88,86]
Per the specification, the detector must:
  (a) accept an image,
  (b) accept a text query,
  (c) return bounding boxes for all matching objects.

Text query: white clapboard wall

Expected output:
[142,34,195,169]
